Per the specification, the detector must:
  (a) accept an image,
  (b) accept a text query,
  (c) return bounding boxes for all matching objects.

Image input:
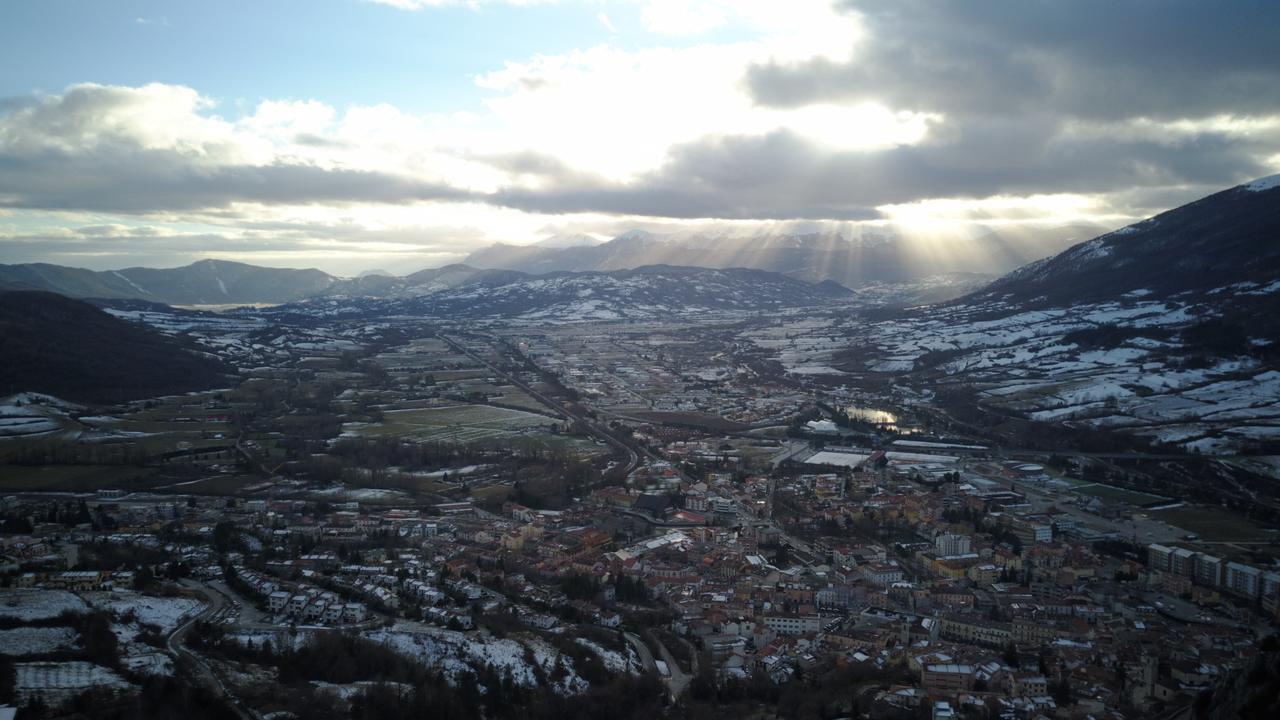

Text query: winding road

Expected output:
[167,580,258,720]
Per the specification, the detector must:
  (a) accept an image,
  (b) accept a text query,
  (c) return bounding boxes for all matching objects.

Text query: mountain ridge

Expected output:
[270,264,855,323]
[0,290,229,403]
[0,223,1105,307]
[0,258,336,306]
[461,224,1107,287]
[967,175,1280,332]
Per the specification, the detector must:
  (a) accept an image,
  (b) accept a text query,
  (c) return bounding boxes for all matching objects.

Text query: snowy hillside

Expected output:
[275,265,854,323]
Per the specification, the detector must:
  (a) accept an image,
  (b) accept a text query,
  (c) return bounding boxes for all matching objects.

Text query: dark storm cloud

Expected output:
[487,121,1273,219]
[0,147,475,213]
[473,151,584,180]
[748,0,1280,120]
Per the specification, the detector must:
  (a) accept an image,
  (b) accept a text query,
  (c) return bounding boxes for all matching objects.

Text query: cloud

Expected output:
[653,0,1280,220]
[747,0,1280,121]
[0,218,499,273]
[488,119,1274,221]
[0,150,476,213]
[5,1,1280,270]
[0,83,479,213]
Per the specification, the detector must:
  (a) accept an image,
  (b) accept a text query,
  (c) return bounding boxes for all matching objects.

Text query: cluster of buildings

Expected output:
[511,327,812,425]
[2,432,1276,719]
[1147,543,1280,612]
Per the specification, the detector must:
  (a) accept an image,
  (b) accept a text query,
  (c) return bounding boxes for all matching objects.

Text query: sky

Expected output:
[0,0,1278,275]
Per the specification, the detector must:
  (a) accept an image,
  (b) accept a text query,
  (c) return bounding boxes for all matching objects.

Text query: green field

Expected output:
[1070,482,1168,506]
[345,403,604,458]
[350,404,558,443]
[490,392,556,413]
[471,483,513,503]
[159,474,262,495]
[429,370,490,381]
[1151,505,1279,543]
[107,419,228,434]
[0,465,165,492]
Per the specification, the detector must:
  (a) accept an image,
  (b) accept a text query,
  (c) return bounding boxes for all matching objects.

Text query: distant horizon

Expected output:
[0,217,1125,277]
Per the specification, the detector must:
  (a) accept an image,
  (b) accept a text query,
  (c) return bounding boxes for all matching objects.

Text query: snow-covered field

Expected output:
[14,661,132,703]
[0,402,62,437]
[83,592,204,633]
[0,626,79,656]
[762,293,1280,455]
[0,589,90,621]
[0,590,199,678]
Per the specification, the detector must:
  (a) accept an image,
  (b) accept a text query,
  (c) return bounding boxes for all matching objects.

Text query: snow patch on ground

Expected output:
[311,680,414,700]
[15,661,132,703]
[0,590,90,621]
[121,652,175,676]
[83,592,204,633]
[575,637,637,675]
[366,622,591,695]
[0,626,79,656]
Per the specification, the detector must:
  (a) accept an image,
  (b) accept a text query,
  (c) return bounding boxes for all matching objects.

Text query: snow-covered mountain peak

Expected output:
[1243,173,1280,192]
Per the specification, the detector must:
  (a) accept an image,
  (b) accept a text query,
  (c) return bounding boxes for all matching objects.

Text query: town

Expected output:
[2,305,1277,720]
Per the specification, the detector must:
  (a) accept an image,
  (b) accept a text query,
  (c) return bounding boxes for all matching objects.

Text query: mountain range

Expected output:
[0,224,1105,307]
[3,175,1275,335]
[4,175,1276,420]
[0,259,334,306]
[461,225,1106,286]
[275,265,855,323]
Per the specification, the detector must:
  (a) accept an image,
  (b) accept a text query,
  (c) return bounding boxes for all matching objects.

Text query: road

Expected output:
[625,631,694,701]
[168,580,258,720]
[623,630,657,674]
[770,441,811,467]
[646,631,694,699]
[440,333,651,478]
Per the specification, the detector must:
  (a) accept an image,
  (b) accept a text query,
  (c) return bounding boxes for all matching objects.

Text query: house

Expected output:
[1008,673,1048,697]
[922,664,975,693]
[322,603,344,624]
[762,614,820,636]
[304,601,325,621]
[286,595,308,616]
[342,603,366,624]
[268,591,290,613]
